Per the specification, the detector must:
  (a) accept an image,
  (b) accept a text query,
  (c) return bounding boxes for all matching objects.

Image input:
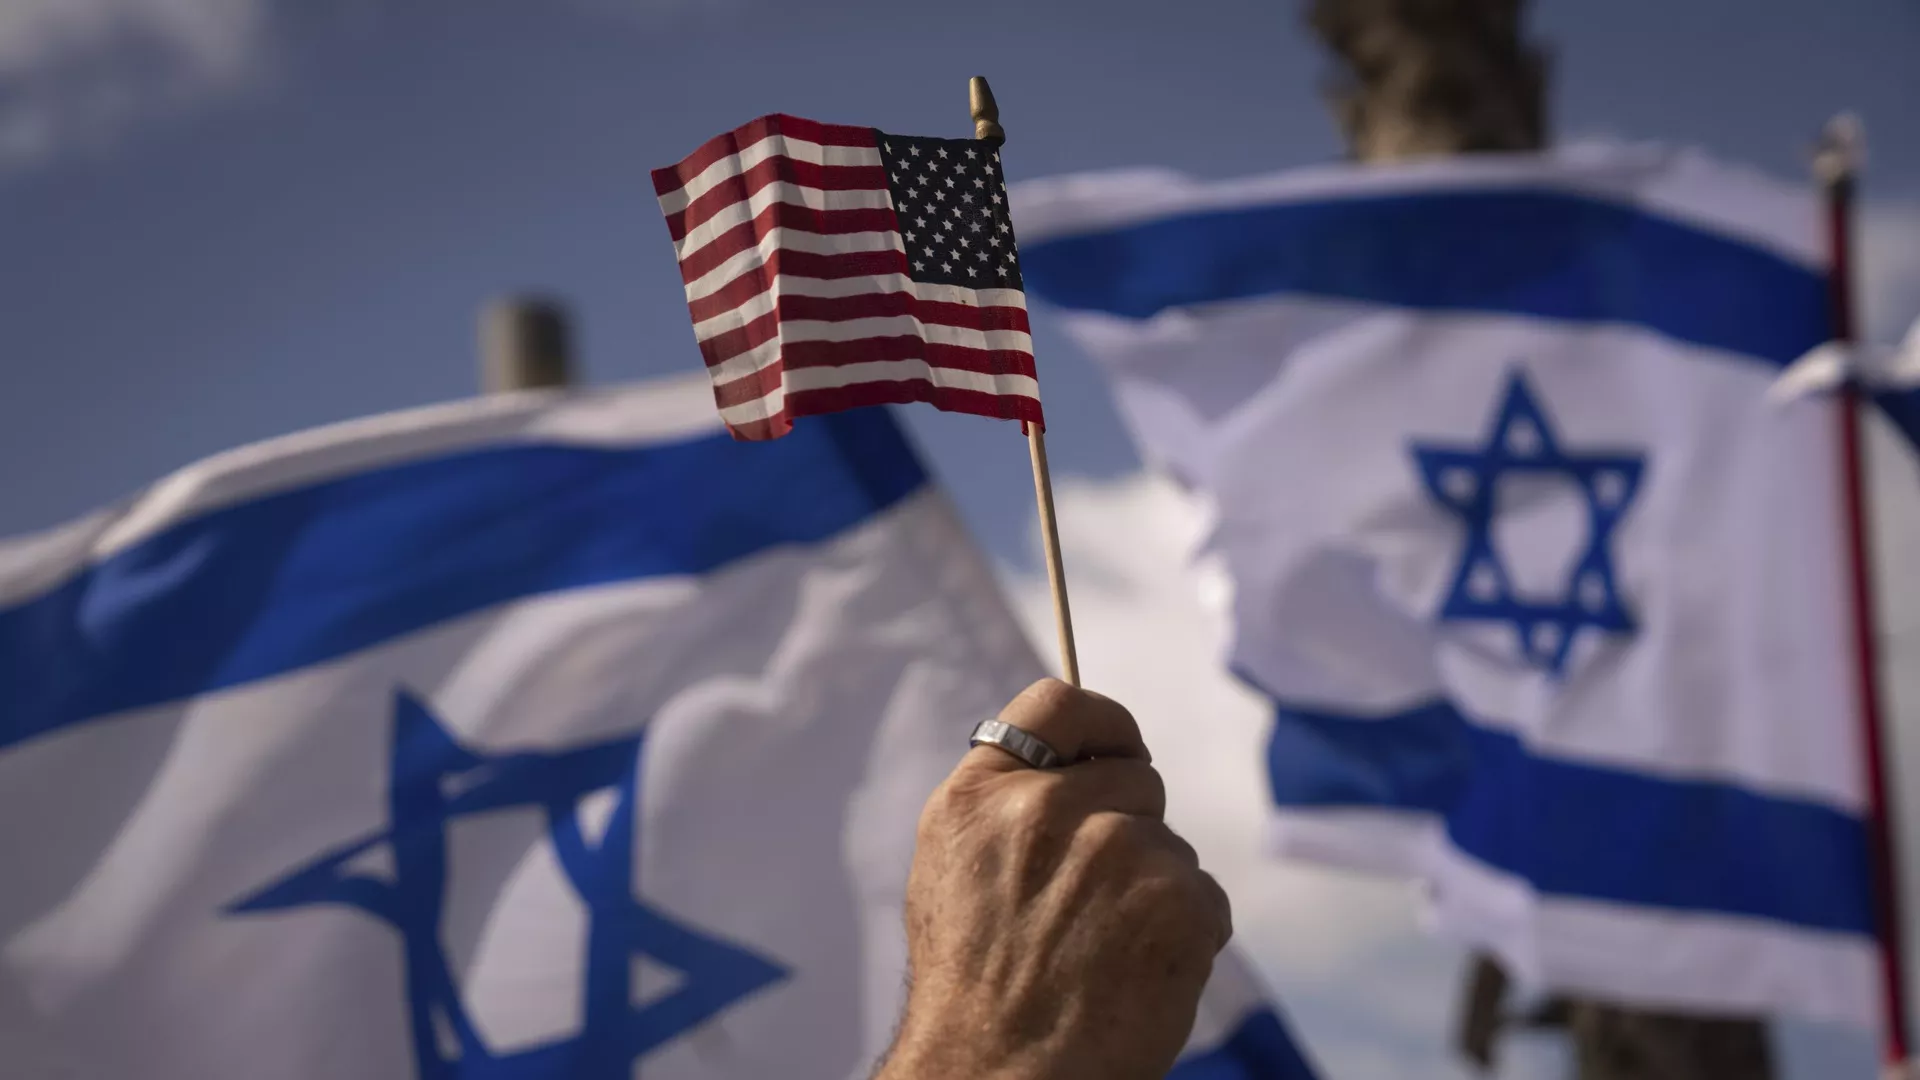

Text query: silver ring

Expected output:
[968,719,1063,769]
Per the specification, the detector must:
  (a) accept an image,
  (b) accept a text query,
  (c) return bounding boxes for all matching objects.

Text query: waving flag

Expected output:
[0,376,1314,1079]
[1013,144,1920,1027]
[653,114,1040,440]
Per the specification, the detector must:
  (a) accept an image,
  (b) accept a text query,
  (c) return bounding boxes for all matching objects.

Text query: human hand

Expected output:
[874,679,1232,1080]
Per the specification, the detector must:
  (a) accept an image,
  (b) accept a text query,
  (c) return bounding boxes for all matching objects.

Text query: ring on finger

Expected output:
[968,718,1064,769]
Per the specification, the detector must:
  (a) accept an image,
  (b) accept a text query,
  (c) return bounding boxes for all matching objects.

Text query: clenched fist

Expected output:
[874,679,1233,1080]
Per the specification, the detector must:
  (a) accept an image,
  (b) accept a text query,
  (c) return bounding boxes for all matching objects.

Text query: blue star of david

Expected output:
[228,690,787,1079]
[1409,370,1645,677]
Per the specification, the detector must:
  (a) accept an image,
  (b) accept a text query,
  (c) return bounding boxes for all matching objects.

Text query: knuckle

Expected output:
[990,779,1046,829]
[1130,872,1227,952]
[1012,677,1080,722]
[1133,763,1169,815]
[1072,759,1165,818]
[1071,815,1167,883]
[1158,823,1199,865]
[1128,869,1185,912]
[917,776,983,842]
[1027,770,1073,808]
[914,789,955,849]
[990,776,1072,843]
[1178,871,1232,949]
[1201,871,1234,945]
[1081,692,1145,753]
[1122,832,1226,917]
[1081,688,1139,726]
[1074,810,1140,857]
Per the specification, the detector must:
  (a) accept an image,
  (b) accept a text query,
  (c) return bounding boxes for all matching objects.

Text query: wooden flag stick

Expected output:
[970,75,1081,687]
[1026,420,1081,686]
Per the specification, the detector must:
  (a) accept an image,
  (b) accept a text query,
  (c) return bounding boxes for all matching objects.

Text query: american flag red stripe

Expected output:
[663,161,891,243]
[655,114,877,194]
[674,204,900,284]
[653,113,1043,440]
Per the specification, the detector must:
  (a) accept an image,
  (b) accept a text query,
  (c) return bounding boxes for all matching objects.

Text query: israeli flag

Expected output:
[0,378,1315,1079]
[1014,144,1919,1027]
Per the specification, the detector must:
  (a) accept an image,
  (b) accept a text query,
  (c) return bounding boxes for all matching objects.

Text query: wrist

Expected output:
[873,1007,1037,1080]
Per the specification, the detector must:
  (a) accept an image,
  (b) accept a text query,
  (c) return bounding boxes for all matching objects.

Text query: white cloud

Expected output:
[0,0,268,171]
[0,0,749,172]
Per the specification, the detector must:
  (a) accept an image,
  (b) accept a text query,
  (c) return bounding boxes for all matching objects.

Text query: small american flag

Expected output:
[652,114,1042,441]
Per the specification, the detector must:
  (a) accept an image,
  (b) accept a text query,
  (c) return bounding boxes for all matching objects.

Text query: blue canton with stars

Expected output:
[1409,370,1645,677]
[873,131,1023,290]
[228,691,787,1079]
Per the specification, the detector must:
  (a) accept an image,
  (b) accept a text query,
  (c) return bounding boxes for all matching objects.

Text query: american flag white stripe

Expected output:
[735,317,1031,355]
[653,113,1042,441]
[717,365,1042,427]
[702,319,1036,384]
[681,229,905,302]
[693,283,1026,341]
[673,186,895,258]
[656,139,883,217]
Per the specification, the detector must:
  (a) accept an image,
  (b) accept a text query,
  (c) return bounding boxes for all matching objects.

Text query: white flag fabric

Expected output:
[1771,315,1920,403]
[1012,143,1915,1027]
[0,378,1316,1079]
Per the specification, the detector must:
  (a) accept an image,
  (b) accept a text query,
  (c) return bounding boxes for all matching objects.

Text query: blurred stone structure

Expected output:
[481,296,575,393]
[1304,1,1776,1076]
[1308,0,1546,159]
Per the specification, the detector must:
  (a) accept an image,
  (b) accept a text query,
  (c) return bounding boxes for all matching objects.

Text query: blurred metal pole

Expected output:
[1817,114,1915,1075]
[1305,1,1773,1076]
[481,296,574,392]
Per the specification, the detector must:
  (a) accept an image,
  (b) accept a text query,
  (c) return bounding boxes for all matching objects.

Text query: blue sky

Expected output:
[2,0,1916,557]
[2,3,1918,1076]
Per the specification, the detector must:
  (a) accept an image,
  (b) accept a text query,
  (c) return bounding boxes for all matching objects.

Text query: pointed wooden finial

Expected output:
[970,76,1005,146]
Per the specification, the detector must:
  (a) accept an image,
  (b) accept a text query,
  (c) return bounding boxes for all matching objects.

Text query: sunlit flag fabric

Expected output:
[653,114,1041,440]
[0,376,1315,1079]
[1013,144,1920,1027]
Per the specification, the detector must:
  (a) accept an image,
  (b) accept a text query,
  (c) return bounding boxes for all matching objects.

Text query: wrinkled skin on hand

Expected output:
[874,679,1232,1080]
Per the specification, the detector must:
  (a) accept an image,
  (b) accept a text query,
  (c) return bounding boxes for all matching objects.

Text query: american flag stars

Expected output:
[876,132,1024,291]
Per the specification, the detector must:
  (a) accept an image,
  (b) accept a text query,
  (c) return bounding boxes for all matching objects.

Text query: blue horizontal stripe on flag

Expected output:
[1169,1009,1320,1080]
[1264,695,1874,937]
[1019,189,1829,367]
[0,409,926,751]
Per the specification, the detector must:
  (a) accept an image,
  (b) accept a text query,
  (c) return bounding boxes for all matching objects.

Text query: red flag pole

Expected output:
[970,75,1081,688]
[1817,114,1913,1071]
